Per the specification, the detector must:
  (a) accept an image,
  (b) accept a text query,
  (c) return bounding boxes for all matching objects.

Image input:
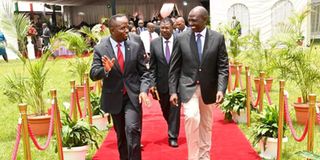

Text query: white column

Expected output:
[27,36,35,59]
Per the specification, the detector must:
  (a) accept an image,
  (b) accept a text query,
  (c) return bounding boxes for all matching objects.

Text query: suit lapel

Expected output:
[189,32,200,64]
[201,28,211,65]
[124,41,131,75]
[106,38,121,74]
[158,38,168,65]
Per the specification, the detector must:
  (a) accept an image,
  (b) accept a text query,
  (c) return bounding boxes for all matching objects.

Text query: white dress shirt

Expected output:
[162,35,174,57]
[110,37,125,60]
[194,28,207,54]
[140,31,159,53]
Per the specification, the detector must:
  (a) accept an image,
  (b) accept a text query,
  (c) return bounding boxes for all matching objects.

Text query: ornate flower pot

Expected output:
[92,113,109,130]
[254,77,273,92]
[293,103,320,125]
[76,85,94,98]
[27,114,51,136]
[260,137,288,159]
[232,109,247,123]
[63,145,89,160]
[230,63,242,75]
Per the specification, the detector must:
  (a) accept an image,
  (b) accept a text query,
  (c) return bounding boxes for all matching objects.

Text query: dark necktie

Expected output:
[196,33,202,62]
[165,40,170,64]
[117,43,124,73]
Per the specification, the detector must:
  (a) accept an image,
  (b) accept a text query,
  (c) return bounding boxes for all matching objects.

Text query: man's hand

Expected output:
[215,91,224,104]
[170,93,179,107]
[139,92,151,107]
[102,55,115,72]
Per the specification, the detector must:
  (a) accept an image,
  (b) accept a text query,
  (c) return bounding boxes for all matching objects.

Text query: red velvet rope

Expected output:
[248,74,260,108]
[284,95,309,142]
[237,66,243,89]
[11,121,22,160]
[264,82,272,105]
[75,90,83,118]
[28,104,55,150]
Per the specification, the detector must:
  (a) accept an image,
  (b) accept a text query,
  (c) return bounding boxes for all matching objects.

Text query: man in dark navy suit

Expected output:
[149,17,180,148]
[90,14,150,160]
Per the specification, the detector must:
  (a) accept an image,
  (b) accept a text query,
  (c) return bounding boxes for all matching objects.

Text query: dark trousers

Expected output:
[158,92,181,141]
[111,94,142,160]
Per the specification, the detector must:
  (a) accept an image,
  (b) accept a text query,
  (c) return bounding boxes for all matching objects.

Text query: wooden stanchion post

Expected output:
[84,73,92,124]
[307,94,316,160]
[70,80,78,122]
[277,80,285,160]
[259,72,265,112]
[18,104,31,160]
[228,65,232,92]
[235,64,239,88]
[50,89,64,160]
[96,80,102,95]
[245,66,251,127]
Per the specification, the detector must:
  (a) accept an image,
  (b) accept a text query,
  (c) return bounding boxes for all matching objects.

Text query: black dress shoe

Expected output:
[169,140,178,147]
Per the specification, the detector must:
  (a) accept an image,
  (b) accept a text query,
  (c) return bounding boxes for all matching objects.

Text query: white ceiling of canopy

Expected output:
[17,0,111,6]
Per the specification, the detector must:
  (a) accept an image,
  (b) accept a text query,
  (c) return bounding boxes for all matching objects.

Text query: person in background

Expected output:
[231,16,241,36]
[140,22,159,69]
[90,14,151,160]
[41,23,51,50]
[149,17,181,148]
[0,31,8,62]
[169,6,229,160]
[136,20,146,35]
[174,17,188,34]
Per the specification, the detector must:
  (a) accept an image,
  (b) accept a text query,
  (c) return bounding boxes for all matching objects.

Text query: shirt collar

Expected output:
[194,28,207,38]
[162,35,174,43]
[110,37,124,48]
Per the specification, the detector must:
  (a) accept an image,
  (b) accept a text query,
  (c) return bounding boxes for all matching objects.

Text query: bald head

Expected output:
[188,6,208,32]
[175,17,186,31]
[147,22,155,32]
[189,6,209,22]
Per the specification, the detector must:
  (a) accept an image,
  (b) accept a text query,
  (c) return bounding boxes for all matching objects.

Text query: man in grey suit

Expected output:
[169,6,229,160]
[149,17,180,147]
[90,14,150,160]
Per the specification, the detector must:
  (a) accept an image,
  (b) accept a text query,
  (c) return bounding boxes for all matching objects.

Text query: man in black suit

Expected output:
[149,17,180,147]
[90,14,150,160]
[169,6,229,160]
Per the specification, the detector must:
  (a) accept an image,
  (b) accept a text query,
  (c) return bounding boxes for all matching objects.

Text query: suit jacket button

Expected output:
[196,80,200,84]
[199,68,202,72]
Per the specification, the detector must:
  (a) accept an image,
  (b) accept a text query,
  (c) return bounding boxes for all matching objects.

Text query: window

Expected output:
[271,0,294,35]
[311,2,320,38]
[227,3,250,35]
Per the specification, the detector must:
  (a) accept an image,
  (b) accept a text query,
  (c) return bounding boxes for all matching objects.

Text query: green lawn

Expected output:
[0,58,107,160]
[0,58,319,160]
[237,73,320,160]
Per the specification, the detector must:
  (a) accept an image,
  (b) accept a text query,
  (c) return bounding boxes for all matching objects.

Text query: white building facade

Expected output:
[210,0,319,43]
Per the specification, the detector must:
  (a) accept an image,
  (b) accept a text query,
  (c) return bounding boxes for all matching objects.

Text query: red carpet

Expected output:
[93,99,260,160]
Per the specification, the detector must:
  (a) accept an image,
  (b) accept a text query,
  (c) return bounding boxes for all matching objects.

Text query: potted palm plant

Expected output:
[251,104,287,159]
[221,88,247,123]
[268,7,320,124]
[242,30,273,92]
[218,23,244,73]
[61,111,101,160]
[0,1,55,136]
[51,30,93,97]
[90,92,109,130]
